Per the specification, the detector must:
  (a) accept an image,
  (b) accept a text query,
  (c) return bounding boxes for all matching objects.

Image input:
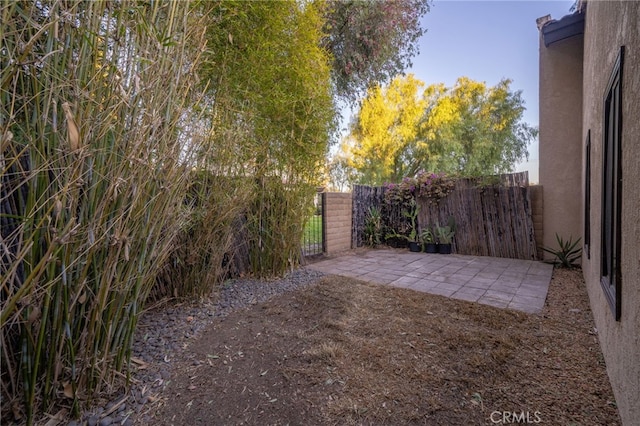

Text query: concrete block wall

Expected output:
[530,185,544,259]
[323,192,352,255]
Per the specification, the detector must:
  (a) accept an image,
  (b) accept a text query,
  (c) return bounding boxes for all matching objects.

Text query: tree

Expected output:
[421,77,536,177]
[338,75,537,185]
[322,0,430,102]
[343,74,427,184]
[326,144,357,191]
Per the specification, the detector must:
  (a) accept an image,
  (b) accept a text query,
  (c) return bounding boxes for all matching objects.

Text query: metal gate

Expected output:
[302,191,324,256]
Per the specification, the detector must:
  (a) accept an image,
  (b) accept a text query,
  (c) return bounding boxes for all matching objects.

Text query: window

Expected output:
[600,46,624,321]
[584,130,591,259]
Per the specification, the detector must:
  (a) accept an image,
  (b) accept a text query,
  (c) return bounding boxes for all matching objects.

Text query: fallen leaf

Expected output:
[63,382,73,399]
[28,306,41,324]
[44,408,68,426]
[131,356,148,369]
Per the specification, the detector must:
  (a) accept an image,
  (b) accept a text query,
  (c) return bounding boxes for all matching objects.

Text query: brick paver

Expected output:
[307,249,553,314]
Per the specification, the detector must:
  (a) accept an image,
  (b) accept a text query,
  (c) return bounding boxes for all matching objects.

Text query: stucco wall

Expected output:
[538,34,584,258]
[323,192,352,255]
[581,2,640,423]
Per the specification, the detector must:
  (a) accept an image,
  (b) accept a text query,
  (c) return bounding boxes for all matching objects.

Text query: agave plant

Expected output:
[542,234,582,268]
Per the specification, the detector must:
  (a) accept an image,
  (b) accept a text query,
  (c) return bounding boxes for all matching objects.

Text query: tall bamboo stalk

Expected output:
[1,1,204,423]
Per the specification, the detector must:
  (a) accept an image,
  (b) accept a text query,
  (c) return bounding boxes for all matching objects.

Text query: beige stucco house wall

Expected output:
[580,2,640,424]
[537,18,584,257]
[539,2,640,424]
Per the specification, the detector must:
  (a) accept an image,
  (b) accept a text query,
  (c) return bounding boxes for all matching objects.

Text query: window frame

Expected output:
[584,129,591,259]
[600,46,624,321]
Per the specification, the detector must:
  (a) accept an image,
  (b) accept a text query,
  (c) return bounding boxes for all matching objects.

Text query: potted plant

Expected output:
[435,217,456,254]
[384,230,408,248]
[420,227,438,253]
[402,199,421,252]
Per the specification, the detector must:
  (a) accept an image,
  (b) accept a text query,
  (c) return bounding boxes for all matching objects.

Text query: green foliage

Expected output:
[153,174,252,300]
[423,77,537,177]
[420,227,435,244]
[1,0,202,422]
[435,217,456,244]
[344,74,427,184]
[542,234,582,268]
[304,215,323,246]
[322,0,430,102]
[337,75,537,186]
[196,0,336,277]
[363,207,383,247]
[435,225,455,245]
[1,0,431,422]
[401,199,420,242]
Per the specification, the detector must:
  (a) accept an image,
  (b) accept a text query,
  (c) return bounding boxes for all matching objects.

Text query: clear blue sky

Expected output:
[407,0,574,183]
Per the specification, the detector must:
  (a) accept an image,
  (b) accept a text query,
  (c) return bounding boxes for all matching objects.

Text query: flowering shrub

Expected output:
[383,178,415,207]
[383,171,455,206]
[416,171,456,204]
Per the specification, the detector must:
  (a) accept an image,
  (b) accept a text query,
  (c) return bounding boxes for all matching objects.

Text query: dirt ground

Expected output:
[149,268,620,425]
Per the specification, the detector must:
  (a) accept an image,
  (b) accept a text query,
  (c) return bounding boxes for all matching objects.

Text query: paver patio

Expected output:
[307,248,554,313]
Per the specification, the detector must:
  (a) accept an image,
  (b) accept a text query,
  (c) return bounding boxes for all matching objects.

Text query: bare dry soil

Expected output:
[148,268,619,425]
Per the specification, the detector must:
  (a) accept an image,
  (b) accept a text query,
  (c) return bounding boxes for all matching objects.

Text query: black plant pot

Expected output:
[386,237,408,249]
[438,243,452,254]
[408,241,421,252]
[423,243,438,253]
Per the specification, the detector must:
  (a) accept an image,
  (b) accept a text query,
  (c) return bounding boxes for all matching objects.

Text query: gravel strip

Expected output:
[69,268,325,426]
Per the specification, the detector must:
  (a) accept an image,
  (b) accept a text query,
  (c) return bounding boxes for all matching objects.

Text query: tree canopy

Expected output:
[322,0,430,102]
[337,75,538,185]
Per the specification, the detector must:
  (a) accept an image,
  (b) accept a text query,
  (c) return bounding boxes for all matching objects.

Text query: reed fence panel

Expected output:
[352,172,538,260]
[417,172,537,259]
[351,185,385,248]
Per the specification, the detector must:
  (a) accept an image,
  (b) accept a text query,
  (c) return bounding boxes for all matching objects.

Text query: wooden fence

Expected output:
[352,172,538,260]
[352,184,412,248]
[352,185,385,248]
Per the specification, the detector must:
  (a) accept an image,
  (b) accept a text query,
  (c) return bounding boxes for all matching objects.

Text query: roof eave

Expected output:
[541,12,585,47]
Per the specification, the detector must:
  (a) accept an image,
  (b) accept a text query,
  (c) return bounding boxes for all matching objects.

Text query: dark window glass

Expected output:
[584,130,590,259]
[600,46,624,321]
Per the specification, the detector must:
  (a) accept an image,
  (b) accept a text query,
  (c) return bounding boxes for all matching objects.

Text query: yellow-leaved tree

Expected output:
[337,75,538,185]
[344,74,427,184]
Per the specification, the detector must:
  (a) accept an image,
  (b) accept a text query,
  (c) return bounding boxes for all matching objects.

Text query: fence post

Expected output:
[323,192,353,255]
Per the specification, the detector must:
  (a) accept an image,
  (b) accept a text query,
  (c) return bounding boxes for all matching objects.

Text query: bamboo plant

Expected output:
[1,1,204,422]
